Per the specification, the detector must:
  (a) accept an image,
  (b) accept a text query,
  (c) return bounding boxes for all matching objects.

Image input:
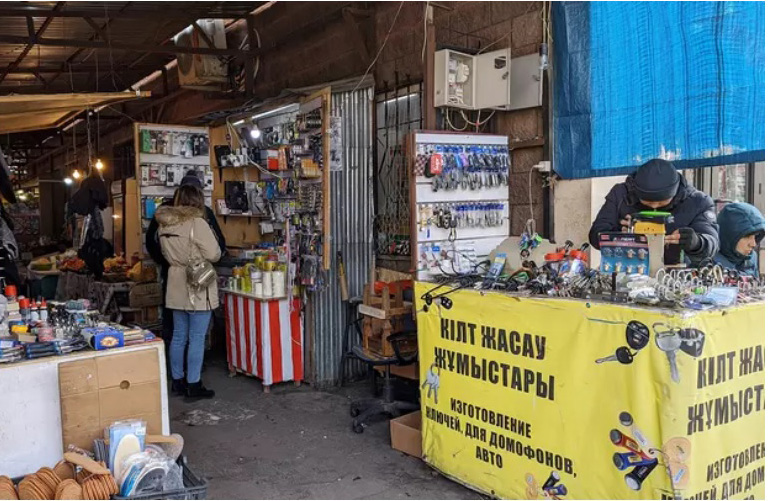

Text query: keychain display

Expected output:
[415,143,510,191]
[417,202,508,239]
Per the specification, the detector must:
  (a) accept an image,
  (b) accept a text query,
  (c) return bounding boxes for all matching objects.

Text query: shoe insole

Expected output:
[113,434,142,482]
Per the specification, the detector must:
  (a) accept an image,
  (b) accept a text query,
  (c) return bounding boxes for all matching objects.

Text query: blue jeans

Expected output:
[170,310,212,384]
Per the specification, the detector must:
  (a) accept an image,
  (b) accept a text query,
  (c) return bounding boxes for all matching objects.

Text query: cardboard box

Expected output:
[390,411,422,458]
[59,348,162,450]
[129,282,163,308]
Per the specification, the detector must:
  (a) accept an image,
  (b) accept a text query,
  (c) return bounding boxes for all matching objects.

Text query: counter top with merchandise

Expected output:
[0,295,156,367]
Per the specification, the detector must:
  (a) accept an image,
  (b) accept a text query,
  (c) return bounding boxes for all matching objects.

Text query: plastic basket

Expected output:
[113,456,208,500]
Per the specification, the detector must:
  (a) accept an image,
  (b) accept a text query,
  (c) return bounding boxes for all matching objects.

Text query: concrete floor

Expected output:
[169,360,477,500]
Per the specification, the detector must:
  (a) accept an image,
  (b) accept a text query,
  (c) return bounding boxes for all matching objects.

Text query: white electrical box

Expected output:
[504,53,542,111]
[474,49,511,109]
[434,49,476,109]
[434,49,542,111]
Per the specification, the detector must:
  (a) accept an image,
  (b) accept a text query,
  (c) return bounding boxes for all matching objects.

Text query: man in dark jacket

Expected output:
[589,159,719,266]
[714,202,764,278]
[146,171,226,363]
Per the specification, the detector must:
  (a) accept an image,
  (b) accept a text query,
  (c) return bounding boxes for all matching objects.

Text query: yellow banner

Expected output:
[415,282,765,500]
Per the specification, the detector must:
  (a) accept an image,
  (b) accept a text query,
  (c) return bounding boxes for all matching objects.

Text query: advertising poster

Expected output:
[415,283,765,499]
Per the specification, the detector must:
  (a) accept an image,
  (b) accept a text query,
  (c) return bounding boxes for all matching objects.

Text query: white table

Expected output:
[0,343,169,478]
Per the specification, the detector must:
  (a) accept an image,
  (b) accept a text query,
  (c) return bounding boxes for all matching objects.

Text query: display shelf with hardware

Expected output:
[132,123,212,259]
[408,131,512,281]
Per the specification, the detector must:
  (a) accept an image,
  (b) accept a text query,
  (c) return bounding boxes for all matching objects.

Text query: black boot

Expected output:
[185,381,215,401]
[171,379,187,396]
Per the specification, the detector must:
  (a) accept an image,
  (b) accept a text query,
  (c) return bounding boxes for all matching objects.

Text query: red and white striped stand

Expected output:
[223,290,304,392]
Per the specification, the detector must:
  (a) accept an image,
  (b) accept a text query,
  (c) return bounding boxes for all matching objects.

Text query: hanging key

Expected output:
[595,346,635,365]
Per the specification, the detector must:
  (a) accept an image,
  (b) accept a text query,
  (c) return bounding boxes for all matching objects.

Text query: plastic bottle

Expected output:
[19,297,30,323]
[30,300,40,323]
[39,299,48,323]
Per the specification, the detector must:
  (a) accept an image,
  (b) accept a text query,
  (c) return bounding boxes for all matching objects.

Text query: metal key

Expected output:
[596,346,635,365]
[656,333,681,383]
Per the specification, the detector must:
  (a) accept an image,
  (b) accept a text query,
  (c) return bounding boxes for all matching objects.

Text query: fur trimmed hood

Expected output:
[155,205,204,227]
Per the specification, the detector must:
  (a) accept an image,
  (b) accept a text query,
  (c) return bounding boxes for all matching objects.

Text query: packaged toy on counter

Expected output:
[81,326,124,350]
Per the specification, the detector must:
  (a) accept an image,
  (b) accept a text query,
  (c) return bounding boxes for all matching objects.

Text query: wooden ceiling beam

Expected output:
[0,7,247,19]
[82,17,108,40]
[44,2,133,90]
[9,64,160,74]
[0,34,261,57]
[0,2,66,85]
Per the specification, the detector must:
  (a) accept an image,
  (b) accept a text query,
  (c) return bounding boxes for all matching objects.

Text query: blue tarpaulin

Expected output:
[553,1,765,179]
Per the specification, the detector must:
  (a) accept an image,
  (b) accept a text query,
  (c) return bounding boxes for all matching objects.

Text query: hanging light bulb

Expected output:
[95,159,104,171]
[249,127,261,139]
[63,177,73,186]
[72,170,82,180]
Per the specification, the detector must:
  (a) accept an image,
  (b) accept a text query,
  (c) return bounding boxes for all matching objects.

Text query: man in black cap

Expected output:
[146,171,226,378]
[589,159,719,266]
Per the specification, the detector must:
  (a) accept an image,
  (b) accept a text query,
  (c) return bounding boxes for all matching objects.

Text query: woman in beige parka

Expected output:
[155,185,221,400]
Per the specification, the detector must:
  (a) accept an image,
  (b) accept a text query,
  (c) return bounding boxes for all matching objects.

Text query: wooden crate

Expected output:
[360,282,415,357]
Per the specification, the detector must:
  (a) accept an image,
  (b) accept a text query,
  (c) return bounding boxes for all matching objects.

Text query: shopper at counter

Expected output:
[588,159,719,266]
[155,185,221,400]
[714,202,765,278]
[146,171,225,369]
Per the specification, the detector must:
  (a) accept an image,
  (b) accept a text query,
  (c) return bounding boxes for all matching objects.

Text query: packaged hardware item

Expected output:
[118,450,184,497]
[599,233,651,275]
[108,420,147,478]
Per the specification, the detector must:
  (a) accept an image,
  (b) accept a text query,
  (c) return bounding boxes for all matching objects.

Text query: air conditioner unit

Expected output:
[176,19,228,89]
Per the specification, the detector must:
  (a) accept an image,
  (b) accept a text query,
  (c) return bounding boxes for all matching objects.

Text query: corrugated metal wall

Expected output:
[308,86,374,389]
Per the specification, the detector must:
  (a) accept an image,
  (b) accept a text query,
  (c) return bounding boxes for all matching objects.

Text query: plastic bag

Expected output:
[118,450,183,497]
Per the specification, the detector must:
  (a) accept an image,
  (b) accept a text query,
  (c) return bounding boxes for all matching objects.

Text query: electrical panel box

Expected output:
[434,49,542,111]
[504,53,542,111]
[434,49,476,109]
[474,49,511,110]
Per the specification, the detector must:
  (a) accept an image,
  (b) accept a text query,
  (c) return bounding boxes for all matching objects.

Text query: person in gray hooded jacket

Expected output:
[714,202,764,278]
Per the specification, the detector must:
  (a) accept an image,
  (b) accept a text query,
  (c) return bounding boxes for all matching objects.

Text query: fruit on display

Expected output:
[104,255,129,274]
[59,257,87,272]
[30,256,54,271]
